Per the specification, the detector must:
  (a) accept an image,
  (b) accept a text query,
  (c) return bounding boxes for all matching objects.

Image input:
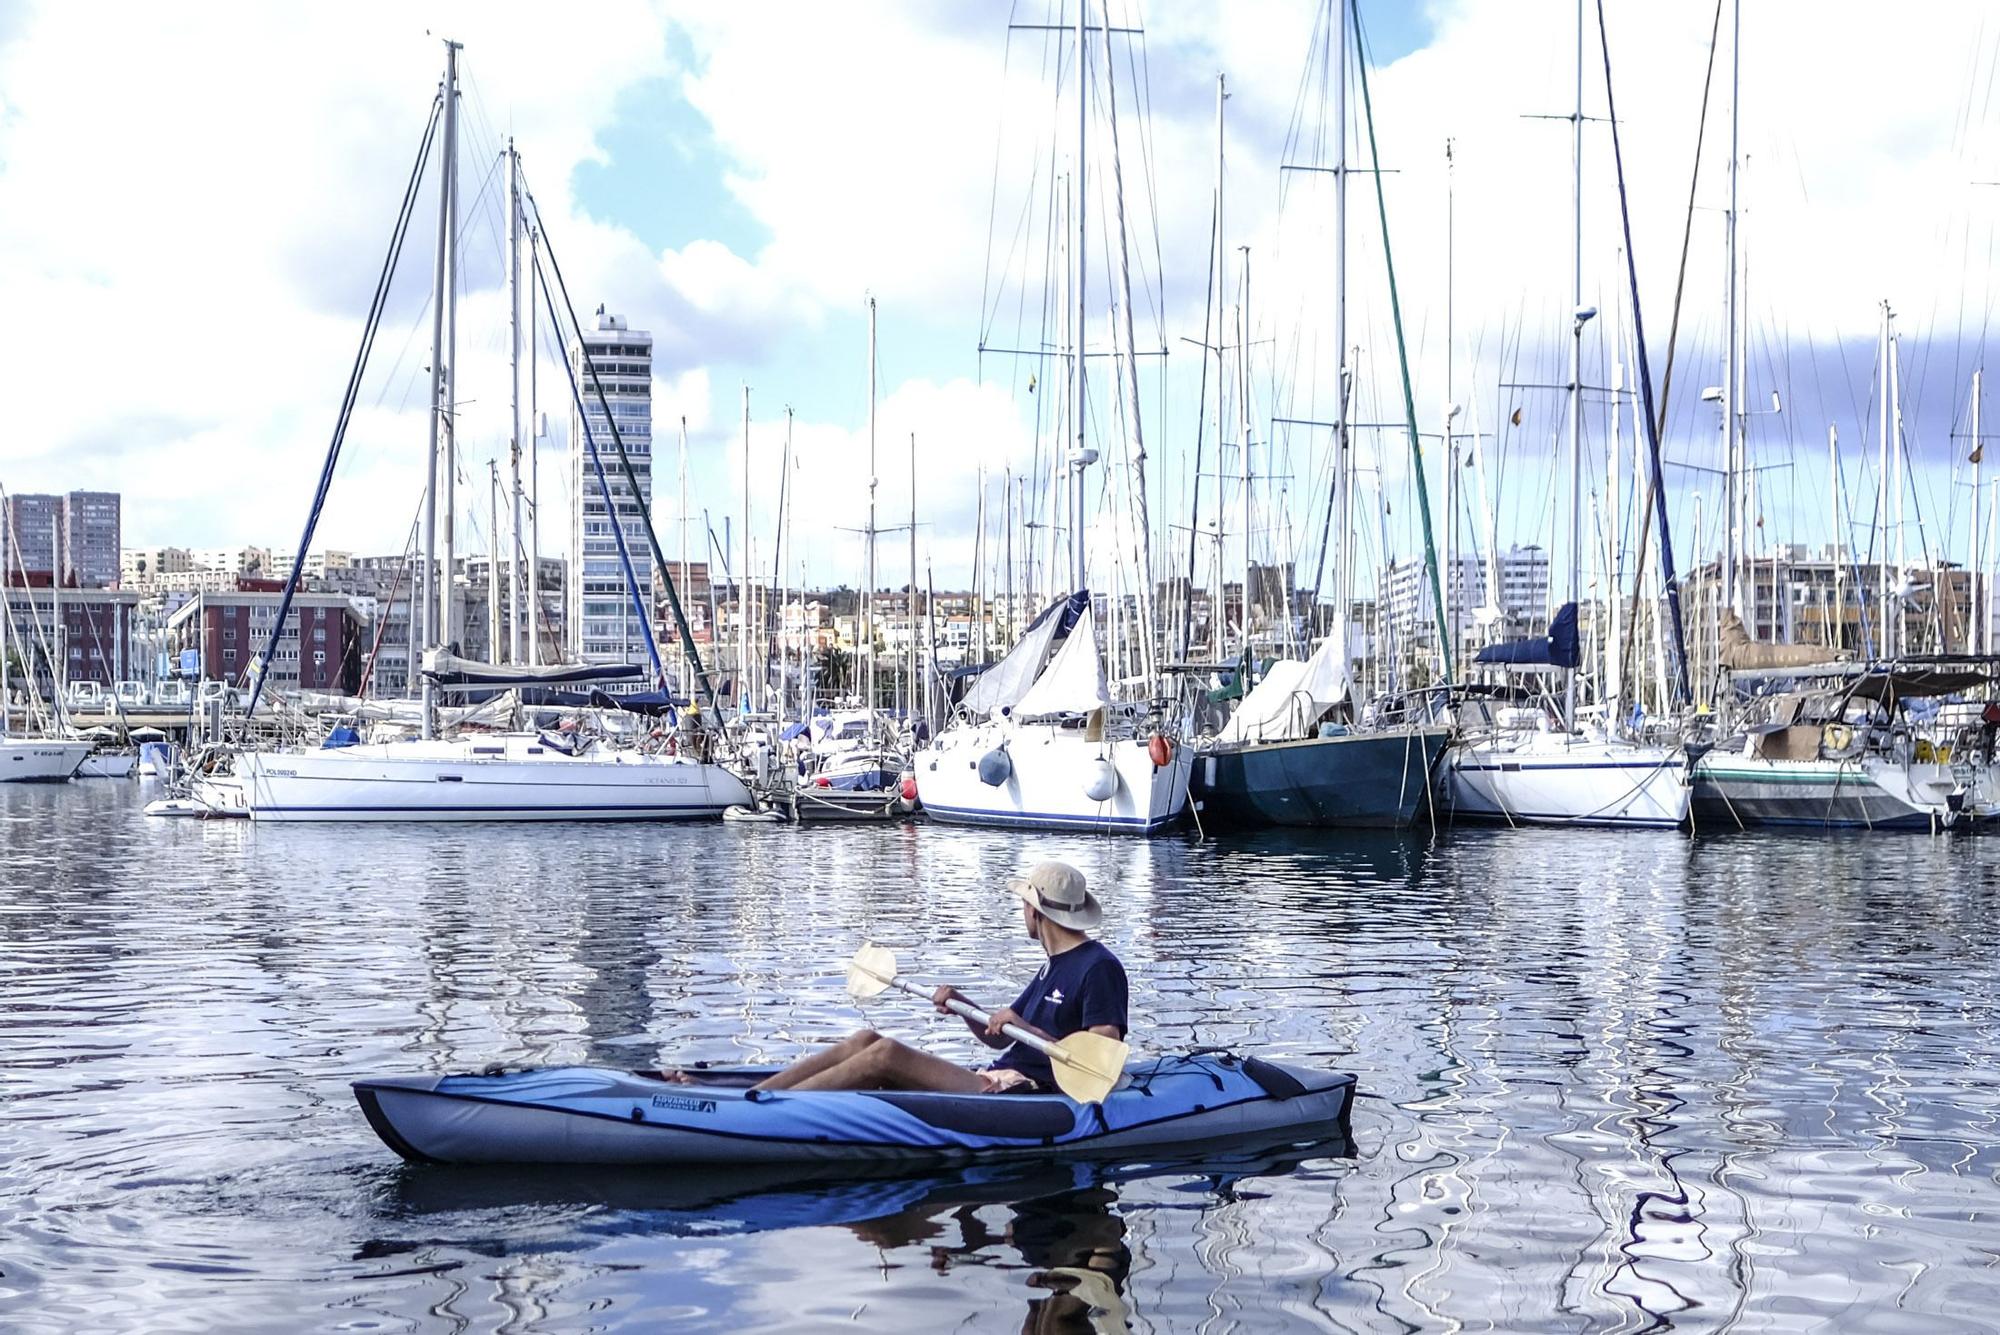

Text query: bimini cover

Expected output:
[1014,603,1110,718]
[1474,602,1580,670]
[1216,629,1351,743]
[960,591,1091,717]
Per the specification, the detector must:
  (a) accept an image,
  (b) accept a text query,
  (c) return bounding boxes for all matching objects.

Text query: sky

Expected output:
[2,0,1998,601]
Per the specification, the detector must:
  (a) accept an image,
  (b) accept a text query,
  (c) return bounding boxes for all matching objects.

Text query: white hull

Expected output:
[916,719,1192,834]
[0,738,90,783]
[237,735,752,822]
[76,753,138,779]
[1444,732,1690,828]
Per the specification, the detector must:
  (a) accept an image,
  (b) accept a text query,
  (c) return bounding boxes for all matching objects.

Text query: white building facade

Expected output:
[567,308,653,669]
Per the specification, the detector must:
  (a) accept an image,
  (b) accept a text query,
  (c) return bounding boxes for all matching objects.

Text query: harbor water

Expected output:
[4,781,1998,1331]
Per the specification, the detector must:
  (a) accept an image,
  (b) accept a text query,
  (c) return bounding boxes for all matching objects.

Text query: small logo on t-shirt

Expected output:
[1048,988,1065,1004]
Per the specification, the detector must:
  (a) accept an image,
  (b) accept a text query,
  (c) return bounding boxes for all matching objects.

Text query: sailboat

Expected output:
[1436,1,1689,830]
[917,593,1190,833]
[1185,22,1448,831]
[0,498,90,782]
[232,42,749,823]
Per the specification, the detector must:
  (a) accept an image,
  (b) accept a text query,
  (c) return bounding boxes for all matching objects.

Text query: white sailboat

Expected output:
[915,6,1190,835]
[917,595,1191,833]
[1438,3,1688,830]
[225,43,749,824]
[0,501,89,782]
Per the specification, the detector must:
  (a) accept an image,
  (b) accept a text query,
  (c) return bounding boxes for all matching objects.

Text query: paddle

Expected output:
[844,942,1130,1104]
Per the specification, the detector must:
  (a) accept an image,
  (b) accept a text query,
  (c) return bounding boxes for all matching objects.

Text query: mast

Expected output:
[1891,327,1907,655]
[679,415,690,690]
[1829,425,1844,649]
[1722,0,1742,620]
[1974,370,1985,655]
[420,40,459,738]
[781,406,793,718]
[506,139,523,665]
[1334,6,1352,675]
[911,431,920,715]
[527,222,541,666]
[487,461,501,661]
[740,385,752,712]
[1239,246,1253,661]
[1564,0,1591,729]
[1443,138,1457,673]
[1069,0,1090,595]
[441,44,460,668]
[1213,72,1228,658]
[866,297,878,713]
[1875,303,1891,658]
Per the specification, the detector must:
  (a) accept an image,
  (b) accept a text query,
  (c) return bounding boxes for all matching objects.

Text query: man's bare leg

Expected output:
[754,1029,884,1091]
[790,1036,986,1093]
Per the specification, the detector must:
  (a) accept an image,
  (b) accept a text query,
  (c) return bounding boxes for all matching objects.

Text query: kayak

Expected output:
[353,1052,1355,1166]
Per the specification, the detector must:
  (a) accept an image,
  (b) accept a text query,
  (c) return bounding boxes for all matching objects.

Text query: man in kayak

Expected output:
[754,860,1127,1094]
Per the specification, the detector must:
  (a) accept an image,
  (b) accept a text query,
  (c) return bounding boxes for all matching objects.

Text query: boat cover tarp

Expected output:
[517,687,686,716]
[1215,631,1352,743]
[960,591,1090,717]
[1718,610,1847,670]
[1474,602,1580,669]
[1014,603,1110,718]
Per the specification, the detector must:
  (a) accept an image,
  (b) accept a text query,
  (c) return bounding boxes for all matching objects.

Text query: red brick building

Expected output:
[164,588,362,694]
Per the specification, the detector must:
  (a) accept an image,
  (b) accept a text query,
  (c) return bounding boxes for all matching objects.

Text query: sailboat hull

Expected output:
[0,739,90,782]
[916,721,1192,834]
[1690,755,1957,831]
[1442,735,1690,828]
[1192,728,1449,829]
[238,738,752,823]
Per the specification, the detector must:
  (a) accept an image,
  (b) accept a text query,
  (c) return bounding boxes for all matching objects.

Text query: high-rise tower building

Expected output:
[2,490,120,588]
[566,307,653,670]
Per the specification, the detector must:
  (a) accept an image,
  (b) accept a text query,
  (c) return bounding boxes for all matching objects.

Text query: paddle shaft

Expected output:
[872,972,1078,1070]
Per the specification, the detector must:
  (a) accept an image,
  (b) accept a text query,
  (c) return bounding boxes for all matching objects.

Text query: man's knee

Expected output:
[848,1028,883,1048]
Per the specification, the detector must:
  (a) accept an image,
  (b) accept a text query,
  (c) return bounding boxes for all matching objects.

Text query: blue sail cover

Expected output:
[1473,602,1580,669]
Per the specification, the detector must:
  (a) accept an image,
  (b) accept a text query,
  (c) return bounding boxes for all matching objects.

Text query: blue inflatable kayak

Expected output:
[354,1052,1354,1166]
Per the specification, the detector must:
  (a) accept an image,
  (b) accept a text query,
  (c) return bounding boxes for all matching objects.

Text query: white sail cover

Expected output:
[1014,605,1111,718]
[960,600,1071,717]
[1215,630,1350,744]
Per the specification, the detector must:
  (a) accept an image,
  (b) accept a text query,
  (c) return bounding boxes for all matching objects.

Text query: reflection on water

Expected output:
[3,782,2000,1331]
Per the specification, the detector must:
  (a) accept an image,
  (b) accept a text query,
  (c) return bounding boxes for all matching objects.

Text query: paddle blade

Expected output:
[1046,1030,1130,1105]
[845,942,899,1000]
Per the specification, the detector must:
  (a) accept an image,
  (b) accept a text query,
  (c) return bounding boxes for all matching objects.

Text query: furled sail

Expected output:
[1717,610,1847,670]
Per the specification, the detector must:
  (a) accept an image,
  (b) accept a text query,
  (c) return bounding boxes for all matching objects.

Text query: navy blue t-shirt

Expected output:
[990,940,1128,1086]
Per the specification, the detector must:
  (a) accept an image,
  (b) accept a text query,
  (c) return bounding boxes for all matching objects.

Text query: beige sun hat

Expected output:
[1007,860,1102,931]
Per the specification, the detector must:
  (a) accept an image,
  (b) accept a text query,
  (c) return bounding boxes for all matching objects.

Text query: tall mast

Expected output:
[866,297,878,713]
[1722,0,1742,619]
[1891,325,1907,654]
[1876,302,1891,658]
[911,431,920,713]
[1213,72,1227,657]
[1829,424,1844,649]
[1069,0,1089,594]
[678,416,689,689]
[1333,5,1351,673]
[1239,246,1254,659]
[740,385,752,712]
[782,406,794,718]
[420,40,459,738]
[1564,0,1590,729]
[1442,138,1456,672]
[1974,370,1985,654]
[526,222,541,665]
[506,139,523,665]
[441,44,460,667]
